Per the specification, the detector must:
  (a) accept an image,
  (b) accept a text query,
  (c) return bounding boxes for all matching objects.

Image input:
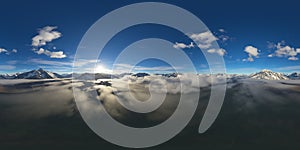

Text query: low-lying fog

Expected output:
[0,75,300,150]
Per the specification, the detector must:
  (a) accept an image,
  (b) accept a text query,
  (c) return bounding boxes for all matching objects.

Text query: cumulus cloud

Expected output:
[188,31,218,49]
[31,26,67,59]
[173,42,194,49]
[32,26,62,47]
[243,46,259,62]
[35,48,66,58]
[207,48,226,56]
[268,42,300,61]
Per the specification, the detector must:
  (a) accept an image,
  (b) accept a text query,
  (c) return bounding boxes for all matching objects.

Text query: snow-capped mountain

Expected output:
[288,72,300,80]
[250,69,289,80]
[10,68,63,79]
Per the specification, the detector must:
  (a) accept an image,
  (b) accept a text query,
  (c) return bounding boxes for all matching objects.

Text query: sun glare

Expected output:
[94,65,112,74]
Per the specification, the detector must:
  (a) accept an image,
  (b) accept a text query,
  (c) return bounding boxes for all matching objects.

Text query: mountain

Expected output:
[0,68,63,79]
[132,73,150,77]
[250,69,289,80]
[288,72,300,80]
[15,68,63,79]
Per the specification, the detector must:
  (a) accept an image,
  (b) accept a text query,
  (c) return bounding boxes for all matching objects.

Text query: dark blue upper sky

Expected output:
[0,0,300,74]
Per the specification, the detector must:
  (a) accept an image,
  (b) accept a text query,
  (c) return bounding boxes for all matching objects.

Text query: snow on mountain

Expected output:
[13,68,62,79]
[250,69,289,80]
[1,68,299,80]
[288,72,300,80]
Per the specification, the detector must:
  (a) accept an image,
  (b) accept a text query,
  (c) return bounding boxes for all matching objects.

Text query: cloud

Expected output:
[0,48,8,54]
[188,31,218,49]
[276,65,300,71]
[0,48,17,55]
[173,42,194,49]
[32,26,62,47]
[288,56,298,61]
[0,65,16,70]
[35,48,66,58]
[268,42,300,61]
[31,26,67,59]
[112,63,183,74]
[219,29,226,33]
[6,60,17,65]
[207,48,226,56]
[243,46,259,62]
[29,58,72,66]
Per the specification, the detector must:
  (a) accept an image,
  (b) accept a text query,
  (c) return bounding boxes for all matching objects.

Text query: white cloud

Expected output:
[0,48,17,55]
[245,46,259,57]
[188,31,218,49]
[219,29,226,33]
[268,54,273,57]
[243,46,259,62]
[207,48,226,56]
[32,26,62,47]
[173,42,194,49]
[288,56,298,61]
[268,42,300,61]
[0,48,8,54]
[35,48,66,59]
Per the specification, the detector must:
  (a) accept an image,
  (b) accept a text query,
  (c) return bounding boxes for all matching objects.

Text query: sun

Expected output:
[94,65,112,74]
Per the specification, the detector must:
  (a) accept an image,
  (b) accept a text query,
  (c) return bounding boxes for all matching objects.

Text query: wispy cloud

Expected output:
[113,63,181,74]
[29,58,73,66]
[276,65,300,72]
[0,65,16,70]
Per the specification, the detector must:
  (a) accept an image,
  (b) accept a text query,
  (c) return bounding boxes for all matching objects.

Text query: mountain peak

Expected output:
[37,68,44,71]
[250,70,289,80]
[261,69,272,72]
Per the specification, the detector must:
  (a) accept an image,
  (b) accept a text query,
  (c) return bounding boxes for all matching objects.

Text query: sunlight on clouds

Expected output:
[94,65,112,74]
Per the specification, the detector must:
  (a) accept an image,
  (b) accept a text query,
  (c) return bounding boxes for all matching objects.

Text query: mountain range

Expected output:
[0,68,299,80]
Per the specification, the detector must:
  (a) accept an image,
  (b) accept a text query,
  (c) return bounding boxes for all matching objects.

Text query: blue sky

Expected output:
[0,0,300,74]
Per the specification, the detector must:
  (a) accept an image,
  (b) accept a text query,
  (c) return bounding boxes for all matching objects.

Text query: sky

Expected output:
[0,0,300,74]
